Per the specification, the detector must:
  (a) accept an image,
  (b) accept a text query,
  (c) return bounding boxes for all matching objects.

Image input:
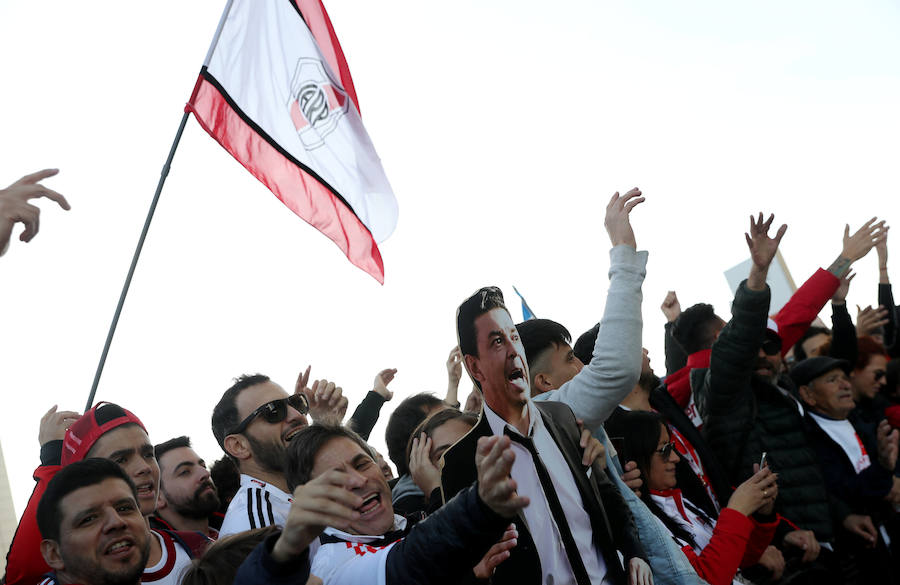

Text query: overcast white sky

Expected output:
[1,0,898,518]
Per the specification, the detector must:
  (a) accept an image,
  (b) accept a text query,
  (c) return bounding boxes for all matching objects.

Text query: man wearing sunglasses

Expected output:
[212,372,344,538]
[699,214,887,582]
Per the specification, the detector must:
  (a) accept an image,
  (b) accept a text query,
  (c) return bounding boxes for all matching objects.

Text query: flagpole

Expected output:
[84,111,190,412]
[84,0,237,411]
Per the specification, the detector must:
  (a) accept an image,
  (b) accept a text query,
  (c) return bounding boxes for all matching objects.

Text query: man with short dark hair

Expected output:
[665,303,725,428]
[152,436,220,538]
[517,191,708,584]
[38,459,150,585]
[231,423,528,585]
[441,188,652,585]
[383,392,446,514]
[6,403,208,585]
[211,371,348,537]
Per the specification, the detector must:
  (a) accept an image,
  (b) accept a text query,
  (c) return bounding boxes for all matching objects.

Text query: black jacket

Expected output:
[698,281,841,542]
[440,400,646,585]
[803,412,893,519]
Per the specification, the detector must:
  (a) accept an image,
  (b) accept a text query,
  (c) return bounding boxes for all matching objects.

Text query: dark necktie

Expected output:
[504,428,592,585]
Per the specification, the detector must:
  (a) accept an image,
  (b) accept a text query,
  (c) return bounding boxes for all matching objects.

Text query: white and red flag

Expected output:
[187,0,398,283]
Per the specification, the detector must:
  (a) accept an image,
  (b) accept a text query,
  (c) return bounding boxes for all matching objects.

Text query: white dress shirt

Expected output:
[483,401,610,585]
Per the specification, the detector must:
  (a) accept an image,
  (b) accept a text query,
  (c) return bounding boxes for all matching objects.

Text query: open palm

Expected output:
[745,213,787,270]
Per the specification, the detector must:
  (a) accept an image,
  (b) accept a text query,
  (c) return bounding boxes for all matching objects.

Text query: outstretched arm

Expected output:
[828,273,859,365]
[704,214,785,479]
[551,188,647,429]
[444,347,463,408]
[826,218,886,278]
[347,369,396,440]
[773,220,885,355]
[876,232,899,354]
[662,291,689,374]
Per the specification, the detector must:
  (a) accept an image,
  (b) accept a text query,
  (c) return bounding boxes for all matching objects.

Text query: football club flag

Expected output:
[512,286,536,321]
[187,0,398,283]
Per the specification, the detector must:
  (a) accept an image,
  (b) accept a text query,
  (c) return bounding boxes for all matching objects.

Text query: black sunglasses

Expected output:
[761,338,782,356]
[874,370,886,381]
[655,441,677,459]
[228,394,309,436]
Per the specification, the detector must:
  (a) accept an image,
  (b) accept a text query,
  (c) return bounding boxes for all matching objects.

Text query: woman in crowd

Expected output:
[850,335,891,425]
[405,408,478,511]
[618,411,779,585]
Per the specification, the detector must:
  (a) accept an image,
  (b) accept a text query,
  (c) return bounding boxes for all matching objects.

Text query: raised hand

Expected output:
[447,346,463,387]
[0,168,70,256]
[476,436,529,518]
[373,368,397,400]
[473,524,517,579]
[604,188,645,249]
[38,405,81,446]
[271,469,364,562]
[305,379,349,425]
[856,305,890,337]
[660,291,681,323]
[842,218,887,262]
[745,213,787,270]
[408,433,442,495]
[295,365,312,395]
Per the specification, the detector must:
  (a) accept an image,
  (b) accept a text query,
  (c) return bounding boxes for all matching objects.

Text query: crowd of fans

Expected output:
[3,174,900,585]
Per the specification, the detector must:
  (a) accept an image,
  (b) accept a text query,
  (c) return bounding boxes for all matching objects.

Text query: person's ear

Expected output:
[155,489,169,511]
[224,434,251,462]
[533,372,554,394]
[41,539,64,571]
[798,384,815,408]
[465,354,486,384]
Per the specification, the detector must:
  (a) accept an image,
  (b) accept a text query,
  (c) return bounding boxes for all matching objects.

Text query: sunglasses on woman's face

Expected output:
[228,394,309,436]
[655,441,677,459]
[874,370,886,381]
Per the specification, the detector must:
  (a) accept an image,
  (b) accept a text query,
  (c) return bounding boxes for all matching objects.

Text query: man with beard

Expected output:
[152,437,220,538]
[700,213,886,581]
[211,372,347,537]
[6,403,208,585]
[603,346,730,519]
[37,459,150,585]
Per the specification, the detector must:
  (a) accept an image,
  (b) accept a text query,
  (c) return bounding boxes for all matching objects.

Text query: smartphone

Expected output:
[610,436,628,464]
[759,451,768,469]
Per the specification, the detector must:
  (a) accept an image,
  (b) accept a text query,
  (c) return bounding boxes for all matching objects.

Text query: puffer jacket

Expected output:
[698,281,842,542]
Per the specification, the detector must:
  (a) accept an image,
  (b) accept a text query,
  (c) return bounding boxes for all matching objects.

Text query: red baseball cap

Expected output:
[62,402,147,466]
